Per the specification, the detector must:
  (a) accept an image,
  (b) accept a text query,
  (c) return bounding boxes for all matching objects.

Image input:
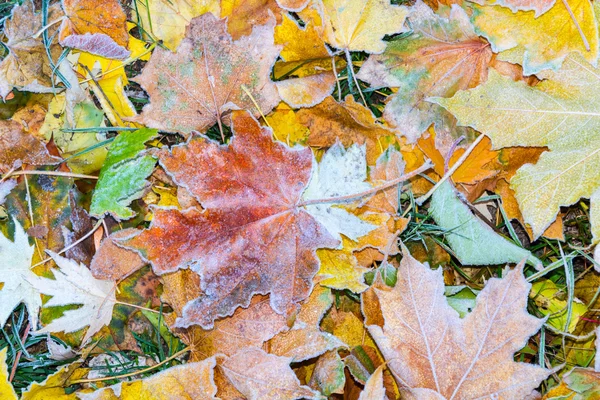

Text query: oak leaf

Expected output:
[368,248,550,398]
[30,251,116,345]
[431,57,600,238]
[59,0,129,59]
[219,347,321,400]
[0,2,63,99]
[132,13,281,136]
[320,0,409,53]
[471,0,598,75]
[357,1,494,143]
[122,111,340,328]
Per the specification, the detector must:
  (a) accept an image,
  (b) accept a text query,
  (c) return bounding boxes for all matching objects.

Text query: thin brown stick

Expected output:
[298,162,432,207]
[3,170,98,180]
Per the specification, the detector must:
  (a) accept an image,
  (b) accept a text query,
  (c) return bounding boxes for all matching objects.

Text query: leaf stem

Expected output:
[68,347,190,384]
[561,0,590,51]
[115,301,160,314]
[298,162,432,207]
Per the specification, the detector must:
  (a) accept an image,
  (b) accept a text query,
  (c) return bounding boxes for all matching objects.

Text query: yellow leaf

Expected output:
[133,0,220,50]
[471,0,598,75]
[0,349,17,400]
[21,362,87,400]
[221,0,282,40]
[530,280,587,333]
[265,103,309,146]
[317,237,369,293]
[320,0,409,53]
[431,59,600,238]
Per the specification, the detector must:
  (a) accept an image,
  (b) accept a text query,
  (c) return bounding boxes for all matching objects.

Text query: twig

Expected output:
[298,162,432,207]
[8,322,31,383]
[344,48,367,106]
[3,170,98,180]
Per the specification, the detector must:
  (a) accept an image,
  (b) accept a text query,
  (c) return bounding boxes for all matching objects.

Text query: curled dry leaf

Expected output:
[122,111,339,328]
[132,13,281,137]
[368,247,550,399]
[59,0,130,59]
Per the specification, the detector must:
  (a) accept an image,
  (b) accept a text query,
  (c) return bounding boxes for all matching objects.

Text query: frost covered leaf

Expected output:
[0,218,41,329]
[358,365,385,400]
[0,119,61,173]
[59,0,130,59]
[471,0,555,16]
[298,96,396,165]
[220,347,321,400]
[162,270,288,361]
[122,111,340,328]
[89,129,158,220]
[29,251,117,345]
[133,0,220,50]
[320,0,409,53]
[133,13,281,136]
[0,2,63,99]
[429,181,540,266]
[220,0,283,40]
[309,351,345,396]
[0,349,17,400]
[471,0,598,75]
[357,1,494,143]
[545,368,600,399]
[368,248,550,398]
[316,237,369,293]
[431,57,600,238]
[302,143,376,244]
[77,358,218,400]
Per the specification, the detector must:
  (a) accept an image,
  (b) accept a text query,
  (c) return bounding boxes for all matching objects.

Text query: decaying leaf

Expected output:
[133,13,281,136]
[30,251,116,345]
[431,55,600,238]
[368,248,550,398]
[0,218,41,329]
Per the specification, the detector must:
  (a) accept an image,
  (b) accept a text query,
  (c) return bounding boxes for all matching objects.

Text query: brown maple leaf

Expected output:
[121,111,339,328]
[132,13,281,137]
[368,247,550,399]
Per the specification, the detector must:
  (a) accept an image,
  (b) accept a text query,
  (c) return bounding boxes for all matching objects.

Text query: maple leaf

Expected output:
[122,111,339,328]
[0,2,63,99]
[368,247,550,398]
[431,56,600,238]
[219,347,321,400]
[319,0,409,53]
[357,1,494,143]
[132,13,281,137]
[59,0,130,59]
[471,0,598,75]
[0,349,17,400]
[29,251,117,345]
[133,0,220,51]
[0,218,41,329]
[297,96,396,165]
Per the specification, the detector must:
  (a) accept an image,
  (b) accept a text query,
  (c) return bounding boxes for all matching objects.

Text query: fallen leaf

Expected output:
[59,0,130,59]
[320,0,409,53]
[431,57,600,238]
[265,103,310,146]
[122,111,339,328]
[531,279,587,333]
[368,248,550,398]
[30,251,116,345]
[545,368,600,399]
[0,348,17,400]
[77,358,218,399]
[298,96,396,165]
[0,2,63,99]
[221,0,283,40]
[471,0,598,75]
[0,218,41,329]
[277,0,310,11]
[316,237,369,293]
[20,361,87,400]
[89,129,158,220]
[90,229,146,281]
[0,118,60,173]
[429,180,540,266]
[219,347,321,400]
[357,1,493,143]
[358,365,385,400]
[133,0,220,50]
[132,13,281,136]
[309,351,345,396]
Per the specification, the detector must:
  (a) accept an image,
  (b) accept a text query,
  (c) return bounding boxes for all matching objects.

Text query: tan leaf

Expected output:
[0,119,61,173]
[368,247,550,398]
[133,13,281,136]
[90,229,146,281]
